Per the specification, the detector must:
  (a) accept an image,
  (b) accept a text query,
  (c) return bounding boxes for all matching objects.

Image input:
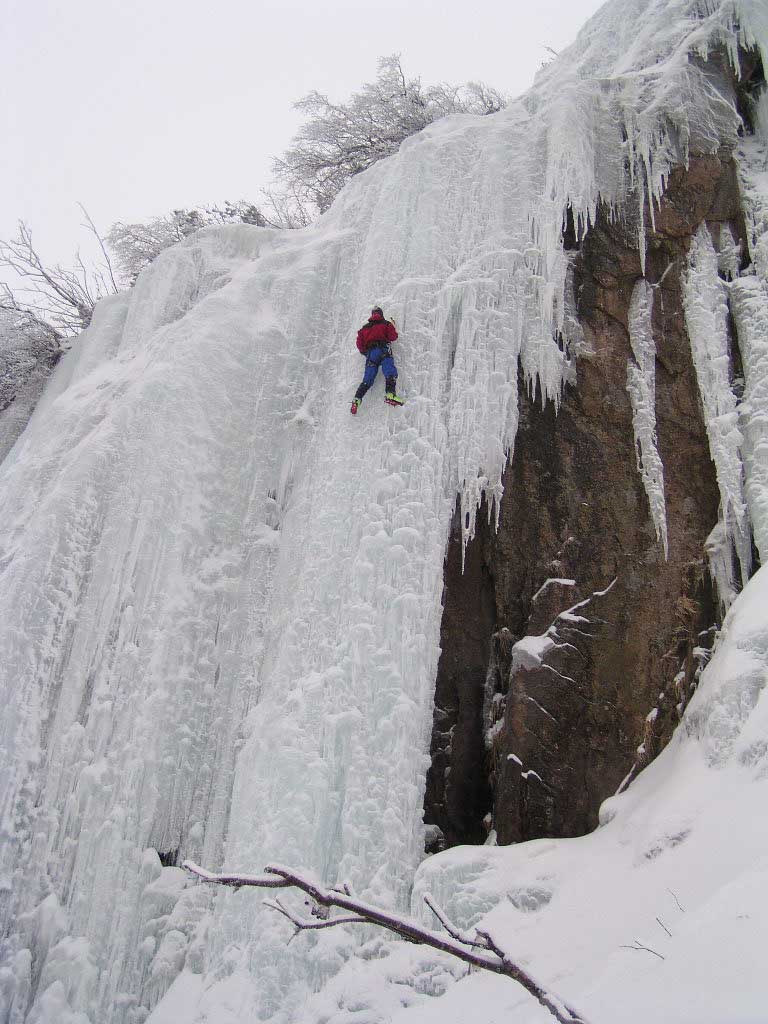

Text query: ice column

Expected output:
[733,125,768,564]
[682,224,751,588]
[731,279,768,563]
[627,279,668,556]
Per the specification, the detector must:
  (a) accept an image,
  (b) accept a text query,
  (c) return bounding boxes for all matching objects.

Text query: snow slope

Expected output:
[0,1,767,1023]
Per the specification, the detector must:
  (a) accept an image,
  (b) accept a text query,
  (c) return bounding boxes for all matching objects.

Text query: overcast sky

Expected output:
[3,0,606,268]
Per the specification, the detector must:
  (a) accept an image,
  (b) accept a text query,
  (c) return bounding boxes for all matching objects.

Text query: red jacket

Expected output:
[356,314,398,354]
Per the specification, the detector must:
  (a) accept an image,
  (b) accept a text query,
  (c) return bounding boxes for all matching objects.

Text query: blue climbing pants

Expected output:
[355,345,398,401]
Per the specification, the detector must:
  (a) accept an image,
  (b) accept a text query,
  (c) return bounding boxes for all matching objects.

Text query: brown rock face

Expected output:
[425,150,746,848]
[423,508,495,849]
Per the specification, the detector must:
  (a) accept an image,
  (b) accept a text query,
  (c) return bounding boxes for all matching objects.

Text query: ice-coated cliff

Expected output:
[1,1,767,1022]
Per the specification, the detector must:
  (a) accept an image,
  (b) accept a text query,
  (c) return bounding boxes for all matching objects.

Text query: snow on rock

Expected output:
[530,577,576,603]
[0,1,767,1023]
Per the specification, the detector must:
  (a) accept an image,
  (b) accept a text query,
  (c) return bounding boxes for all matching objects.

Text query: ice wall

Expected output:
[0,2,767,1023]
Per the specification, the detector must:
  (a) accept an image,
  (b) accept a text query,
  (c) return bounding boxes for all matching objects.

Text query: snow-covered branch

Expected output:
[183,860,589,1024]
[264,895,367,930]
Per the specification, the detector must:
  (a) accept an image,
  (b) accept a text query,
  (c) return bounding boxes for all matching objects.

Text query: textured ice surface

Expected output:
[0,1,767,1023]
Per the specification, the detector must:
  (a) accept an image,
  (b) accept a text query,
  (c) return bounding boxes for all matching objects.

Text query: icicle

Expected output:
[705,517,739,611]
[627,280,669,556]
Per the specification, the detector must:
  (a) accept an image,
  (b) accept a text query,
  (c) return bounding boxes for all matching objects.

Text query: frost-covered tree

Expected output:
[106,209,202,286]
[0,307,60,411]
[106,200,297,285]
[0,213,117,456]
[274,56,506,214]
[0,306,63,461]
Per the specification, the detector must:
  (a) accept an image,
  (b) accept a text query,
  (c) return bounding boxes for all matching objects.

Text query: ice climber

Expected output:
[350,306,404,414]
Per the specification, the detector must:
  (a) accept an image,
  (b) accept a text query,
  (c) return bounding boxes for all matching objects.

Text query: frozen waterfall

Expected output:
[1,1,768,1023]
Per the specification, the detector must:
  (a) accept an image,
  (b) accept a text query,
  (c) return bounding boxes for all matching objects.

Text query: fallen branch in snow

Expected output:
[667,888,685,913]
[620,939,665,960]
[183,860,590,1024]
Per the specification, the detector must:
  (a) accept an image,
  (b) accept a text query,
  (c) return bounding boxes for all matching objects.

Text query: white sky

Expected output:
[2,0,606,268]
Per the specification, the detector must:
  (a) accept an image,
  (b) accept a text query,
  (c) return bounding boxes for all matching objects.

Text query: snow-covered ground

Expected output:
[0,1,767,1023]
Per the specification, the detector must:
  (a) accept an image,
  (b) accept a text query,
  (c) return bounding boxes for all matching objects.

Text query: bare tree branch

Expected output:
[0,219,118,336]
[423,893,491,950]
[183,860,589,1024]
[78,203,119,294]
[667,888,685,913]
